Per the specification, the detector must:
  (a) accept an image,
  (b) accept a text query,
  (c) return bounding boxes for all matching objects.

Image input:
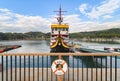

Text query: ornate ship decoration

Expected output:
[50,6,70,52]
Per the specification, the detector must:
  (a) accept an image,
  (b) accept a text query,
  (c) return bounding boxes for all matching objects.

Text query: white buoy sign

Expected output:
[51,59,68,75]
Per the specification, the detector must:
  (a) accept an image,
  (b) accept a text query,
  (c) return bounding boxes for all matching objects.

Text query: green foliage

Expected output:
[70,28,120,39]
[0,32,50,40]
[0,28,120,40]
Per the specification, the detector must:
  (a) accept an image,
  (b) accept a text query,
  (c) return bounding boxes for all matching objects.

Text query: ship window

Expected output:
[55,28,57,31]
[52,29,53,33]
[63,28,65,31]
[58,28,61,31]
[59,28,61,31]
[52,28,54,31]
[66,28,68,31]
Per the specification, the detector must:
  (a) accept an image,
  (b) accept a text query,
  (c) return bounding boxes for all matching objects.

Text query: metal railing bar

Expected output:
[87,57,88,81]
[82,56,83,81]
[110,56,112,81]
[1,53,120,56]
[91,65,93,81]
[10,56,12,81]
[56,73,57,81]
[2,56,3,81]
[63,70,65,81]
[77,56,79,81]
[33,56,34,81]
[46,56,48,81]
[62,58,65,81]
[42,56,44,81]
[96,57,98,81]
[24,56,26,81]
[37,56,39,81]
[51,59,53,81]
[106,56,107,81]
[73,56,74,81]
[68,56,69,81]
[115,56,117,81]
[6,56,8,81]
[15,56,17,81]
[19,56,21,81]
[101,57,102,81]
[28,56,30,81]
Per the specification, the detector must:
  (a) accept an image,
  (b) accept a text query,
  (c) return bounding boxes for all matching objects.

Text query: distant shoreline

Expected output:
[0,38,120,44]
[0,38,50,41]
[0,28,120,41]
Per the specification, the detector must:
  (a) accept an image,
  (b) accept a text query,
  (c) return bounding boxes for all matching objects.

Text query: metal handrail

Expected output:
[0,53,119,81]
[0,53,120,56]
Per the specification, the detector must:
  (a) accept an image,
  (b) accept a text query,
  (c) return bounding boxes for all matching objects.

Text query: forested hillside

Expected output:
[70,28,120,39]
[0,28,120,40]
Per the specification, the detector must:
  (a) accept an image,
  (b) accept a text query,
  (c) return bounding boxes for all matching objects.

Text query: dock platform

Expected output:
[0,68,119,81]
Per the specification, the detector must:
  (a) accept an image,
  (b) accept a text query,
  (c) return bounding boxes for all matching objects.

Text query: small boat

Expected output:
[50,6,70,52]
[79,47,108,53]
[0,45,21,53]
[104,47,120,53]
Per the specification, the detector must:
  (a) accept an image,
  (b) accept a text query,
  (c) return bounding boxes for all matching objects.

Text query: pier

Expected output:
[0,53,120,81]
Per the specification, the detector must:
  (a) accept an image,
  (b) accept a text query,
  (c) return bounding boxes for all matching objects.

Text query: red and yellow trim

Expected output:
[50,38,69,49]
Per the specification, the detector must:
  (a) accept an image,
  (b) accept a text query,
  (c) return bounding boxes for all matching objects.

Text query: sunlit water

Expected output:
[0,40,120,68]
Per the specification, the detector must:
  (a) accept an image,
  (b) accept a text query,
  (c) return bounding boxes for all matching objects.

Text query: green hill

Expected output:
[0,32,50,40]
[70,28,120,39]
[0,28,120,40]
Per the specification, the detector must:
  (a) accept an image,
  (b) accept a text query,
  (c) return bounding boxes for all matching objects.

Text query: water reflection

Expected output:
[0,40,120,69]
[1,55,120,70]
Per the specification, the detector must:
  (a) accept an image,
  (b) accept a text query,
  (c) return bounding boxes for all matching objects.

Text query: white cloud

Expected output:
[79,4,87,14]
[79,0,120,19]
[68,20,120,33]
[103,15,112,19]
[0,8,120,33]
[63,14,120,32]
[0,9,51,33]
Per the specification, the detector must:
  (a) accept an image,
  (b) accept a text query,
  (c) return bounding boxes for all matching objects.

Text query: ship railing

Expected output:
[0,53,119,81]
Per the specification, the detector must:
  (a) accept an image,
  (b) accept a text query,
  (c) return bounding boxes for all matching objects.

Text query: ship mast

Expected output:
[54,5,67,24]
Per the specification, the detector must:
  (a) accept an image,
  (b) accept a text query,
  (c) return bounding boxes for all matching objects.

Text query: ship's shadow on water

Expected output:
[50,56,112,68]
[50,56,104,68]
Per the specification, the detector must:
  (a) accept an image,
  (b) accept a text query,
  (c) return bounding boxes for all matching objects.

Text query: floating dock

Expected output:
[0,45,21,53]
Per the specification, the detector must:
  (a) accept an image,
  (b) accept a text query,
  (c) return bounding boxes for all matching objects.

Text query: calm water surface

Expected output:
[0,40,120,68]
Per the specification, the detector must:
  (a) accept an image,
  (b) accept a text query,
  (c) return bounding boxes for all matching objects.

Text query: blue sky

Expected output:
[0,0,103,17]
[0,0,120,33]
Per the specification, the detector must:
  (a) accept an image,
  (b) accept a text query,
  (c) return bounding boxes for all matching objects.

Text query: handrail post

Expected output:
[58,75,62,81]
[58,55,62,81]
[0,63,2,72]
[58,55,62,59]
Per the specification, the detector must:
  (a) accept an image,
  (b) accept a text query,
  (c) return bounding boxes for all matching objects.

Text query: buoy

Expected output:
[51,59,68,75]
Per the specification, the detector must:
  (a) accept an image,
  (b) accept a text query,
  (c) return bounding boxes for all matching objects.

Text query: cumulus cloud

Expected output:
[0,8,51,33]
[103,15,112,19]
[0,8,120,33]
[63,14,120,32]
[79,4,87,14]
[79,0,120,19]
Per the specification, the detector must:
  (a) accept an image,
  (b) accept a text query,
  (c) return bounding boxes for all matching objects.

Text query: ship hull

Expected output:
[50,37,70,52]
[50,45,69,52]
